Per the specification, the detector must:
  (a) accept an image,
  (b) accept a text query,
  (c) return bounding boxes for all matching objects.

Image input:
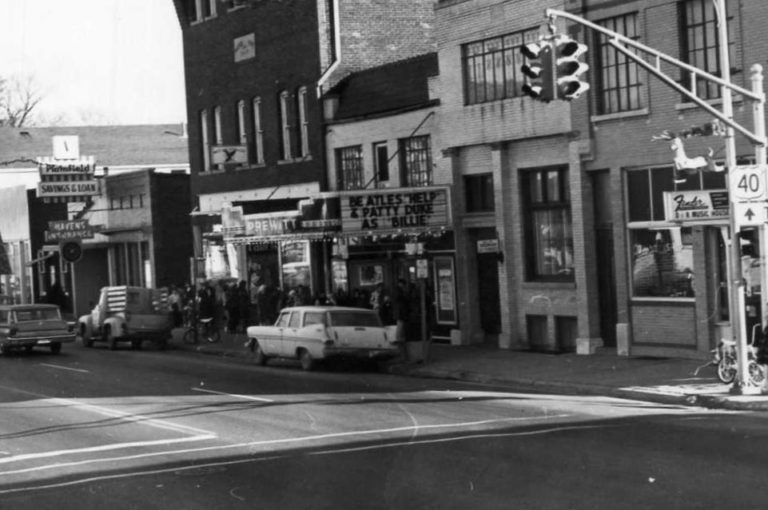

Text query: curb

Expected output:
[172,342,768,411]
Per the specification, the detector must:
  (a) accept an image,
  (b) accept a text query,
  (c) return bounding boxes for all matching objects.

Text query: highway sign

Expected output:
[733,201,768,227]
[730,165,768,202]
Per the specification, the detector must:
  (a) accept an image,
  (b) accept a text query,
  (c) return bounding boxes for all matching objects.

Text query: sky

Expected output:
[0,0,186,127]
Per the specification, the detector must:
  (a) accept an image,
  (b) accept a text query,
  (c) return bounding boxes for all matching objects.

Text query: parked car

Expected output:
[246,306,400,370]
[77,286,173,350]
[0,304,76,355]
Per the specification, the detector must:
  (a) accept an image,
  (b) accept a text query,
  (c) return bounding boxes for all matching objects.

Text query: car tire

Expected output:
[253,341,267,366]
[50,343,62,354]
[299,349,315,371]
[106,327,117,351]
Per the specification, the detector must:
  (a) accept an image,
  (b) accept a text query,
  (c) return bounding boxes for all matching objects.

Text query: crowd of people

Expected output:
[166,277,433,342]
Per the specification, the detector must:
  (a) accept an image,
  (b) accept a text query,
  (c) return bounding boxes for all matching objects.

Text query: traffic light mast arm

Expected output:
[545,8,767,147]
[606,39,765,146]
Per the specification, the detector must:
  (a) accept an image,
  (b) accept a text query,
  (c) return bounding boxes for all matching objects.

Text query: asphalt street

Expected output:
[0,345,766,509]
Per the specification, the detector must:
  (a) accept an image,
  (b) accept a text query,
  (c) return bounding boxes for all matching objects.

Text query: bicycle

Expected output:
[182,316,221,344]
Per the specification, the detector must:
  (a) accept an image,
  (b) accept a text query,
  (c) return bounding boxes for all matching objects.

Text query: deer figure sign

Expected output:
[652,130,724,183]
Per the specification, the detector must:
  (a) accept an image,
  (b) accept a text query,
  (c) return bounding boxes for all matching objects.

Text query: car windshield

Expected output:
[328,310,382,327]
[13,308,61,321]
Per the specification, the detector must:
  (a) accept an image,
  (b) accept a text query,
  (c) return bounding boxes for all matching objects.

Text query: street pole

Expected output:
[717,0,757,394]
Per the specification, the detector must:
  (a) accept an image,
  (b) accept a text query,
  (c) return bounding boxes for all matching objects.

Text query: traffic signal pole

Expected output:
[545,5,767,393]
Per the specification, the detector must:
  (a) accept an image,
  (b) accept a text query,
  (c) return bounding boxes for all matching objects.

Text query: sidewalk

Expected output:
[169,328,768,411]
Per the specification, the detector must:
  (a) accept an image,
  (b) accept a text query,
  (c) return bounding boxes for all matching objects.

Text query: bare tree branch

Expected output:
[0,74,43,128]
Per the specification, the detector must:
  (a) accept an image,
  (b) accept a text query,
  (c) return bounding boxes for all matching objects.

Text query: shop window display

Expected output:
[631,228,694,298]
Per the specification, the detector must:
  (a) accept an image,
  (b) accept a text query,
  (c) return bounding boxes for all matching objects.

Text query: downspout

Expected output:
[316,0,341,99]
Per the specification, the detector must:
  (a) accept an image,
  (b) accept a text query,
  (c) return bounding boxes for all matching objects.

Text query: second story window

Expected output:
[213,105,223,145]
[463,28,539,105]
[464,173,495,213]
[252,97,264,164]
[201,0,216,19]
[679,0,736,100]
[199,109,211,173]
[399,135,432,187]
[373,142,389,184]
[297,86,310,158]
[595,13,643,114]
[236,100,247,146]
[336,145,364,190]
[279,90,293,161]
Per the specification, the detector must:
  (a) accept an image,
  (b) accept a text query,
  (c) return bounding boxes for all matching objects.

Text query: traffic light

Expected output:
[552,35,590,100]
[520,40,555,102]
[60,240,83,264]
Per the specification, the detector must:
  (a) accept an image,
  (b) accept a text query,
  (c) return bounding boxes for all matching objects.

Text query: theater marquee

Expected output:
[339,186,451,233]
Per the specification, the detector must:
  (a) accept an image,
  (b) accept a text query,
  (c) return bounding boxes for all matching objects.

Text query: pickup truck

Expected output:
[78,286,173,350]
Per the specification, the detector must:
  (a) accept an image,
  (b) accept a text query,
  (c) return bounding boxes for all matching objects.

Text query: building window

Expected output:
[279,90,292,161]
[201,0,216,19]
[252,97,264,164]
[199,109,210,173]
[213,105,223,145]
[595,13,643,114]
[399,135,432,187]
[463,28,540,105]
[626,166,726,298]
[237,99,247,145]
[336,145,364,190]
[464,173,495,213]
[186,0,200,23]
[680,0,736,100]
[297,86,310,158]
[373,142,389,184]
[630,228,695,298]
[522,167,574,280]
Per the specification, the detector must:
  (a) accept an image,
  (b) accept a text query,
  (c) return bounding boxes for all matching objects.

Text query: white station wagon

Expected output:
[246,306,400,370]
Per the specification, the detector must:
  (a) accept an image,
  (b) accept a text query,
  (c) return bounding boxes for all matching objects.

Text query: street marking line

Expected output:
[0,421,614,496]
[0,413,572,476]
[191,387,274,402]
[39,363,89,373]
[48,397,214,437]
[0,436,215,466]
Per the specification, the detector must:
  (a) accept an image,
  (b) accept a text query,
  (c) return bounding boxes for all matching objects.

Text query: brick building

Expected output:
[434,0,766,359]
[323,53,458,341]
[572,0,766,359]
[434,0,598,353]
[172,0,436,307]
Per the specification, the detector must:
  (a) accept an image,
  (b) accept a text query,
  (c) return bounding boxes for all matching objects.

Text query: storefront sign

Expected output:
[211,145,248,165]
[340,187,450,233]
[663,190,729,223]
[234,33,256,62]
[38,180,99,198]
[243,212,300,237]
[37,156,99,201]
[45,219,98,242]
[477,239,499,253]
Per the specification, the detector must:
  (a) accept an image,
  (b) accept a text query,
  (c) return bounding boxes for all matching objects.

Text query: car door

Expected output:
[281,310,303,357]
[263,310,290,356]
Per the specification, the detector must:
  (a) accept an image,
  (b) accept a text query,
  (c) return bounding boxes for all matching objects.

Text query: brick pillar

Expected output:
[570,141,603,354]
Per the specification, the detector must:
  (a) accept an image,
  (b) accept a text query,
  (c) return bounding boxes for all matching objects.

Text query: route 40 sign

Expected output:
[730,165,768,202]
